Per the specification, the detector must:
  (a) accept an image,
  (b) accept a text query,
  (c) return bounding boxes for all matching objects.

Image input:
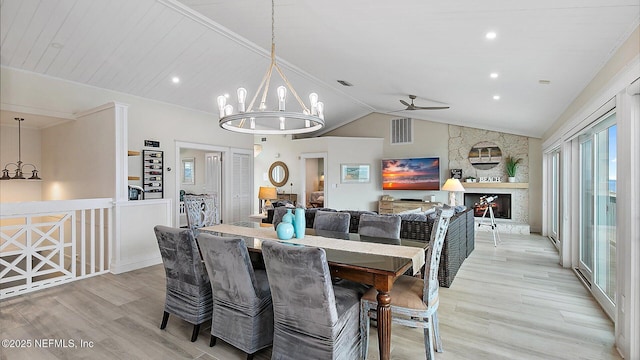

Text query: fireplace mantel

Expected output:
[462,182,528,189]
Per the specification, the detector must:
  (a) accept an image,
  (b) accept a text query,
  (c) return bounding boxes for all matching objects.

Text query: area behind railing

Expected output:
[1,198,113,299]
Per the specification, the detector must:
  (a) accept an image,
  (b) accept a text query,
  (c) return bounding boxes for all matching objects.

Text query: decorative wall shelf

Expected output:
[127,176,140,181]
[128,150,140,156]
[462,182,529,189]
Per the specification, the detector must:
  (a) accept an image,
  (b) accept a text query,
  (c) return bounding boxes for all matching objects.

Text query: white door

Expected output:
[229,152,252,223]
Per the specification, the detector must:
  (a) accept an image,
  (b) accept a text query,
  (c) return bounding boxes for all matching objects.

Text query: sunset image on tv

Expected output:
[382,157,440,190]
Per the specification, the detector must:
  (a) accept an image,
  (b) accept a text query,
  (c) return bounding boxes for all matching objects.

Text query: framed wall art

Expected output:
[341,164,370,183]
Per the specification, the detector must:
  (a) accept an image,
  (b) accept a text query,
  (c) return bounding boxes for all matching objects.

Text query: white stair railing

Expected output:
[1,198,113,299]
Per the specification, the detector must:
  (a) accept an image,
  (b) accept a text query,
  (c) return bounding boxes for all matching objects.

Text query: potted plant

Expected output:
[465,176,477,183]
[505,156,522,182]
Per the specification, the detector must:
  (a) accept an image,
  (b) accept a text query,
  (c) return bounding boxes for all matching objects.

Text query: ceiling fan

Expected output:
[399,95,450,110]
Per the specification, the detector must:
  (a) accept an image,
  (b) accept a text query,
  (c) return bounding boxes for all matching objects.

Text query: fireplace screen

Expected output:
[464,193,512,219]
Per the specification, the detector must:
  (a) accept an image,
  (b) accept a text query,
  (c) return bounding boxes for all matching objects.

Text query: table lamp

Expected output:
[258,186,277,215]
[442,178,465,206]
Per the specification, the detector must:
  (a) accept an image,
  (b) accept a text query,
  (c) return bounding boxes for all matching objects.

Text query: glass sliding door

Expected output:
[579,137,594,278]
[594,124,616,303]
[578,111,616,317]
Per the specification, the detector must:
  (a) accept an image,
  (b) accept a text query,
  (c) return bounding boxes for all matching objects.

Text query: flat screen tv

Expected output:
[381,157,440,191]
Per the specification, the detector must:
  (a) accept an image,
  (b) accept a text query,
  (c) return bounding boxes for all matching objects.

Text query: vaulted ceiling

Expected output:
[1,0,638,137]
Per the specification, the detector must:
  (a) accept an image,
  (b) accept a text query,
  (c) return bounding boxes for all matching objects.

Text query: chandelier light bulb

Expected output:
[309,93,318,115]
[217,96,227,118]
[316,102,324,120]
[277,86,287,111]
[216,0,325,135]
[237,88,247,112]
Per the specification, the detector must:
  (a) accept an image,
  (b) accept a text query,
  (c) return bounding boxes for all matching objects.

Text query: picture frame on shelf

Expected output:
[341,164,370,183]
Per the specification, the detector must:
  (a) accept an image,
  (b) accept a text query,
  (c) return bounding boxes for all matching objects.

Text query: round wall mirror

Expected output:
[468,141,502,170]
[269,161,289,187]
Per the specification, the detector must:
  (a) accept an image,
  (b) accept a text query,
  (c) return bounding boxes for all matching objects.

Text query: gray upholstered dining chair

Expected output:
[196,234,274,360]
[184,194,219,236]
[313,210,350,233]
[261,240,366,360]
[360,207,454,360]
[153,225,213,342]
[358,213,402,239]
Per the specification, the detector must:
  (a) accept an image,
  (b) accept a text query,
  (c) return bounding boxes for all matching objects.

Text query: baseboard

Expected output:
[110,256,162,274]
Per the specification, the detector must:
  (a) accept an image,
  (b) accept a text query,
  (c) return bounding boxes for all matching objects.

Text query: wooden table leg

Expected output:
[377,290,391,360]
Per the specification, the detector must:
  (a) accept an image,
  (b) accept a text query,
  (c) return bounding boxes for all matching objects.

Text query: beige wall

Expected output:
[42,106,117,200]
[326,113,451,204]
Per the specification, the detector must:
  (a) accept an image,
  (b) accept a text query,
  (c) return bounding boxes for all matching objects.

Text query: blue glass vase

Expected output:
[294,208,305,239]
[282,208,294,224]
[276,222,294,240]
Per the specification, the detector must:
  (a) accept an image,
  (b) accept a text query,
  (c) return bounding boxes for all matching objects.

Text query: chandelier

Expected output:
[1,118,42,180]
[217,0,325,135]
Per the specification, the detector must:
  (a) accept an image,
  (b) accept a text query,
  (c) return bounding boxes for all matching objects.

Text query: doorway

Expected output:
[300,152,327,208]
[175,142,252,227]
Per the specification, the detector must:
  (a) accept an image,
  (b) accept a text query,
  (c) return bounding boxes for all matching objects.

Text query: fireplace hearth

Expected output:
[464,193,512,219]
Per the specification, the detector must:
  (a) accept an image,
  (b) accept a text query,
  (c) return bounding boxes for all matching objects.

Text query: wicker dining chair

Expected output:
[261,240,367,360]
[360,207,454,360]
[154,225,213,342]
[197,234,274,360]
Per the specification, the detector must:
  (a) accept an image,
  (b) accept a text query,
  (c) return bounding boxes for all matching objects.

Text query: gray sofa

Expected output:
[264,206,474,287]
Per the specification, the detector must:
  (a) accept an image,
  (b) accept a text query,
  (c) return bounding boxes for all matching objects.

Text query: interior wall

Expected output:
[543,26,639,141]
[528,138,543,232]
[0,122,42,202]
[1,67,252,218]
[179,148,208,194]
[325,112,544,227]
[253,135,383,212]
[41,107,116,200]
[325,113,450,203]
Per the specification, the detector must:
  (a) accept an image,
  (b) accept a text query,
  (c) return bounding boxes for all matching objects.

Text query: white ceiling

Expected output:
[1,0,638,137]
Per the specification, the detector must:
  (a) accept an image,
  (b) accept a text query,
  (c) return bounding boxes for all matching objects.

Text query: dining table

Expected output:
[200,221,428,360]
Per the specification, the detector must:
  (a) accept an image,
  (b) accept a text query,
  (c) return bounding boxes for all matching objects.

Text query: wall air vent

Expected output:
[390,118,413,144]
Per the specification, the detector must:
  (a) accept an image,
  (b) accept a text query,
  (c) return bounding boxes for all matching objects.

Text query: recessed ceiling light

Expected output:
[485,31,497,40]
[493,95,500,100]
[490,73,499,79]
[171,76,180,84]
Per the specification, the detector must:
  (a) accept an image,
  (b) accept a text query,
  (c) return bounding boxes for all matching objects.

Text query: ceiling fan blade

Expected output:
[414,105,450,110]
[399,99,411,107]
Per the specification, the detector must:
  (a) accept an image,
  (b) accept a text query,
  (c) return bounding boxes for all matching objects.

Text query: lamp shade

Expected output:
[258,186,277,200]
[441,178,465,192]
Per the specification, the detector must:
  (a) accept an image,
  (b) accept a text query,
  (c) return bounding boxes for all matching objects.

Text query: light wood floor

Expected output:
[0,232,620,360]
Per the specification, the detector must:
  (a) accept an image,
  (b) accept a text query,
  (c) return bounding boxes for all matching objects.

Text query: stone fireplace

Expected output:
[464,193,512,219]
